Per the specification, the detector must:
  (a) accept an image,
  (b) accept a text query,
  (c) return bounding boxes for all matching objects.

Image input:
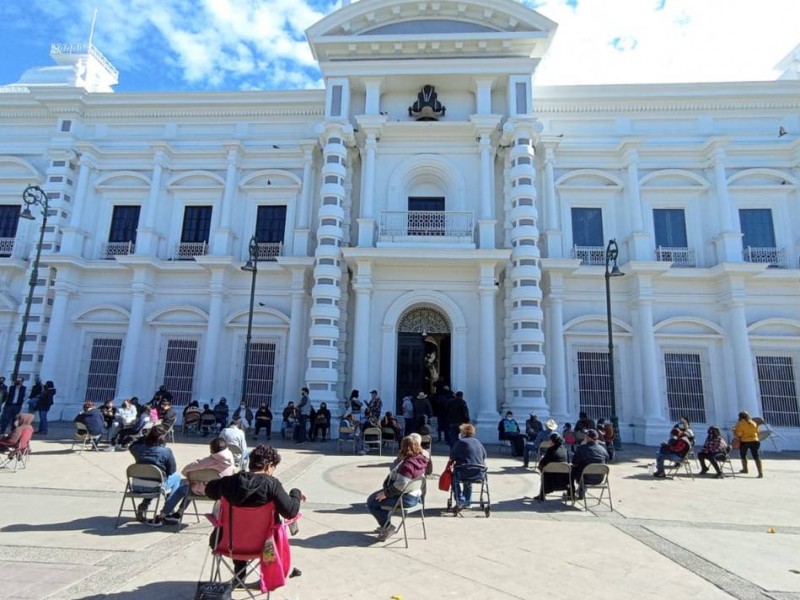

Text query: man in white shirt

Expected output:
[219,419,248,466]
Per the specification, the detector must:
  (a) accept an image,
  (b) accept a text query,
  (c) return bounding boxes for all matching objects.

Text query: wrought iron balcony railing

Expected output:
[174,241,208,260]
[379,211,474,244]
[101,241,135,259]
[572,245,606,265]
[743,246,787,269]
[655,246,696,267]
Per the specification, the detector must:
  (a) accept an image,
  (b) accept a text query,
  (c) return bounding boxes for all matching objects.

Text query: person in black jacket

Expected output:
[36,380,56,435]
[74,401,105,436]
[205,445,306,585]
[253,404,273,440]
[445,391,470,447]
[535,433,570,501]
[0,378,26,434]
[571,429,609,499]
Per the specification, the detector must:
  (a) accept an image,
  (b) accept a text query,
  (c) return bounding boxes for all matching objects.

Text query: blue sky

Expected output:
[0,0,797,92]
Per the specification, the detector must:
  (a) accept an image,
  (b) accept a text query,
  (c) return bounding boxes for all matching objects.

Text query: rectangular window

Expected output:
[664,352,706,423]
[0,205,21,239]
[408,197,445,236]
[739,208,775,249]
[162,339,198,406]
[181,206,212,243]
[108,206,141,243]
[515,82,528,115]
[242,340,277,410]
[576,350,612,421]
[756,356,800,427]
[331,85,343,117]
[571,207,604,247]
[255,206,287,243]
[84,338,123,403]
[653,208,687,248]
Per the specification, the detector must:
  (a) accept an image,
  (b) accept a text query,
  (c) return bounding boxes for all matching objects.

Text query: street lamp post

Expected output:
[12,185,50,384]
[605,238,624,450]
[240,234,259,405]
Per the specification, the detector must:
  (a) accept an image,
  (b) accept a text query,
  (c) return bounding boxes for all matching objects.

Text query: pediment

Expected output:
[307,0,557,63]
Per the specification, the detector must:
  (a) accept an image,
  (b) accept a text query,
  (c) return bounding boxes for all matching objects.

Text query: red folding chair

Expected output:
[203,498,298,599]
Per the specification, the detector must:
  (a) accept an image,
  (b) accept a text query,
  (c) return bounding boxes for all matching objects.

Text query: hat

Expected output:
[585,428,599,440]
[370,389,378,394]
[416,392,427,399]
[545,418,558,431]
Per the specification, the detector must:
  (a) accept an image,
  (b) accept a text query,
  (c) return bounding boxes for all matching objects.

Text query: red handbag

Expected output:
[438,460,453,491]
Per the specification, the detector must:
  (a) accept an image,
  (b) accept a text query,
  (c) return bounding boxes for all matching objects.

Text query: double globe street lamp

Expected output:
[240,234,260,405]
[604,238,624,450]
[11,185,50,383]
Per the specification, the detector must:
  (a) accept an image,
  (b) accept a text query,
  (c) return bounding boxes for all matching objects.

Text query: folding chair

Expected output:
[540,462,574,504]
[200,414,218,436]
[664,453,695,481]
[363,427,382,455]
[381,428,398,454]
[755,418,785,452]
[337,426,357,453]
[579,463,613,511]
[447,463,491,517]
[534,441,550,468]
[178,468,222,528]
[0,428,33,472]
[228,443,245,471]
[71,422,101,453]
[379,477,427,548]
[497,438,512,455]
[182,413,201,436]
[115,464,167,527]
[163,424,176,444]
[716,450,737,478]
[203,498,298,599]
[419,435,432,451]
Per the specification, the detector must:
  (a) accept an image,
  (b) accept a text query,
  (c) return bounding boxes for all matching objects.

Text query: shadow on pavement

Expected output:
[292,528,377,549]
[1,515,158,537]
[81,581,196,599]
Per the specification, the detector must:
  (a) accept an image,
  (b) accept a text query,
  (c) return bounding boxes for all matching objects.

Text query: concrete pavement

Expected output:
[1,423,799,600]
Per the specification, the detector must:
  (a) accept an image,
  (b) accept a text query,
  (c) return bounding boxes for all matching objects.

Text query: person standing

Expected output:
[367,390,383,421]
[27,377,42,413]
[0,377,27,434]
[294,387,310,444]
[413,392,433,435]
[733,411,763,478]
[36,380,56,435]
[445,391,470,447]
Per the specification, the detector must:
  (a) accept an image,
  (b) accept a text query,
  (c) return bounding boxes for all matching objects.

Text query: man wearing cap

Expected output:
[366,390,382,422]
[523,418,558,468]
[570,428,609,499]
[525,414,543,438]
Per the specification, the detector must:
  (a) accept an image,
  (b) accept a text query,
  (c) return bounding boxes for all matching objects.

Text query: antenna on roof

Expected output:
[88,8,98,49]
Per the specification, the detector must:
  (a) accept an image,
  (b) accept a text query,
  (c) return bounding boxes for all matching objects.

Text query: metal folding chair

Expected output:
[579,463,613,511]
[363,427,382,455]
[71,422,101,452]
[178,468,222,529]
[540,462,574,504]
[337,426,357,453]
[115,464,167,528]
[379,477,427,548]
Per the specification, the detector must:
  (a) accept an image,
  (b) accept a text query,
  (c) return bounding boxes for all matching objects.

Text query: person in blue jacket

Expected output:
[128,424,180,525]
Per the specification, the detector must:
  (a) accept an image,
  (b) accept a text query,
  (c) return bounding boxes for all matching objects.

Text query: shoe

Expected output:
[757,473,763,479]
[377,524,397,541]
[135,503,148,522]
[699,467,709,474]
[739,469,748,474]
[652,471,667,478]
[145,517,163,527]
[714,473,724,479]
[104,446,116,452]
[163,514,180,524]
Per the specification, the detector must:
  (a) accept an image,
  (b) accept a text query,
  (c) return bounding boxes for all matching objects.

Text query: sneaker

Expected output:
[145,517,163,528]
[377,524,397,541]
[104,446,116,452]
[653,471,667,479]
[699,467,709,474]
[714,473,724,479]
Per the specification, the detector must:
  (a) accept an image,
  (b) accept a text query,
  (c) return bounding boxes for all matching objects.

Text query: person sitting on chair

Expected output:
[523,418,558,468]
[281,402,298,439]
[101,399,117,432]
[205,445,306,587]
[380,411,402,440]
[311,402,331,441]
[112,404,149,449]
[128,424,181,525]
[253,404,273,440]
[200,403,216,436]
[220,419,248,463]
[652,427,692,479]
[575,411,596,433]
[535,432,570,501]
[0,413,34,452]
[571,429,609,499]
[449,423,488,510]
[213,398,230,431]
[232,401,254,430]
[497,411,526,457]
[698,426,728,478]
[74,402,105,438]
[157,398,178,430]
[366,435,428,541]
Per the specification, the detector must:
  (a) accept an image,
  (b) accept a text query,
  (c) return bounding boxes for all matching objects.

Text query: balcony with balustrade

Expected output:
[174,241,208,260]
[743,246,787,269]
[655,246,696,268]
[0,237,19,258]
[101,241,135,259]
[252,242,282,262]
[378,211,474,246]
[572,245,606,266]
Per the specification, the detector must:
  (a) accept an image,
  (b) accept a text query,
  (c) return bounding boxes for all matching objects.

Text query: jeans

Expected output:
[522,442,538,467]
[37,409,50,434]
[367,491,420,526]
[656,452,684,473]
[162,480,190,515]
[698,451,725,474]
[135,471,182,511]
[451,466,485,505]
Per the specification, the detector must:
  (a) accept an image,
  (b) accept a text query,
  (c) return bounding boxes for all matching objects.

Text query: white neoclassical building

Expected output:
[1,0,800,447]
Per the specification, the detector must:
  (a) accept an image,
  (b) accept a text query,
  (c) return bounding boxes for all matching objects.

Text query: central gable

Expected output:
[307,0,557,65]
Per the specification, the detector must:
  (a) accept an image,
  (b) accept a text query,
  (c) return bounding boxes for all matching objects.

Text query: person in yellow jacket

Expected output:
[733,411,762,478]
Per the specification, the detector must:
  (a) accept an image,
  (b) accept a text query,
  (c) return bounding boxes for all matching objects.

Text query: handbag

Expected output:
[194,581,232,600]
[731,436,741,450]
[438,460,453,491]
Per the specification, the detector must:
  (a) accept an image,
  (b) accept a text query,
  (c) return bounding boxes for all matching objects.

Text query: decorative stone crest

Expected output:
[408,85,446,121]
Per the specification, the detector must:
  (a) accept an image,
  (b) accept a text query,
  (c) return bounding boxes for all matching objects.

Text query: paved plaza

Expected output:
[0,423,798,600]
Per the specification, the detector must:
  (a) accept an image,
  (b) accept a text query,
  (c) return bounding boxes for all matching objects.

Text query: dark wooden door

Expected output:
[396,333,426,413]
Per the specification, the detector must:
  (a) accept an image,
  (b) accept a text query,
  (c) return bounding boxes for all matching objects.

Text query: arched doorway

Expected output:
[395,306,451,411]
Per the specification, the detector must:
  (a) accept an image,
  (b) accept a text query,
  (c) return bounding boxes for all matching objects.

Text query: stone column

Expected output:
[136,150,168,257]
[284,269,308,400]
[212,146,239,255]
[351,262,373,388]
[545,280,567,420]
[293,145,315,255]
[38,286,73,408]
[60,153,95,256]
[636,298,661,420]
[117,287,148,397]
[727,301,759,416]
[711,148,743,263]
[476,277,499,428]
[357,133,377,247]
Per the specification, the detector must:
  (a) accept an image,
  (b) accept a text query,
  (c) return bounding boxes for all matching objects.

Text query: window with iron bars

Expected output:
[664,352,707,423]
[160,339,198,406]
[239,339,278,410]
[756,355,800,427]
[576,350,613,422]
[84,337,123,403]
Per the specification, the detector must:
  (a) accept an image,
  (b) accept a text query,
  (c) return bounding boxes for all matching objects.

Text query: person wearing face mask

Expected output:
[232,401,254,430]
[253,403,273,440]
[310,402,331,441]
